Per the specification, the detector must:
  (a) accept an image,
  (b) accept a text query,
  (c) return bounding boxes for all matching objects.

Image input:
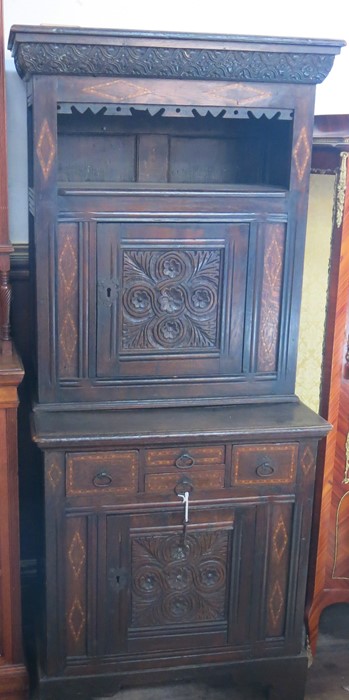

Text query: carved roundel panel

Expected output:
[130,530,229,628]
[121,248,222,352]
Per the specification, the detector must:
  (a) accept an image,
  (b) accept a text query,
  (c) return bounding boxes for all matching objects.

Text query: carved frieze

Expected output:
[12,41,336,84]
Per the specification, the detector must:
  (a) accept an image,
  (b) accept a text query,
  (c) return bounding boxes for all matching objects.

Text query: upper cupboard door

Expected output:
[95,222,249,379]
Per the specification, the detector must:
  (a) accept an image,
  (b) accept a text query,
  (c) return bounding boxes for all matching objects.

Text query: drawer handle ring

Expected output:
[256,461,275,478]
[174,476,194,496]
[175,453,195,469]
[92,471,113,487]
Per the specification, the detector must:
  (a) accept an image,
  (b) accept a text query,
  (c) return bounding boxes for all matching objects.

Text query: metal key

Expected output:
[177,490,190,545]
[178,490,190,522]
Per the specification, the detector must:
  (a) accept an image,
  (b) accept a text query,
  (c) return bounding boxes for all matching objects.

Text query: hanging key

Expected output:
[177,490,190,546]
[178,490,189,523]
[175,476,193,546]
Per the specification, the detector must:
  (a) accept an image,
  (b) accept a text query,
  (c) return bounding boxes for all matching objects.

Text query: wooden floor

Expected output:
[98,605,349,700]
[304,604,349,700]
[28,604,349,699]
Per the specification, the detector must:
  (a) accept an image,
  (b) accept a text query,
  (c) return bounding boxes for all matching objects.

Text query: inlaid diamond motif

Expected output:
[273,516,288,562]
[68,597,86,642]
[68,532,86,579]
[47,461,62,491]
[301,446,314,476]
[208,83,272,105]
[293,126,311,182]
[60,312,78,364]
[82,78,155,101]
[36,118,56,180]
[265,236,282,288]
[269,580,284,628]
[58,236,77,292]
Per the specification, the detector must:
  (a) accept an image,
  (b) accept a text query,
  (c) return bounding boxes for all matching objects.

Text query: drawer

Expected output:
[145,469,225,495]
[66,450,139,496]
[144,445,225,471]
[232,443,298,485]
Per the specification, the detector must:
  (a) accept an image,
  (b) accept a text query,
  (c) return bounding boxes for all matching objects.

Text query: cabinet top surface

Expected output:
[32,401,330,447]
[8,24,345,84]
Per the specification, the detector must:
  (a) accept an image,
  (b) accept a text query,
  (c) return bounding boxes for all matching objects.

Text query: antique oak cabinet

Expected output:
[9,26,343,699]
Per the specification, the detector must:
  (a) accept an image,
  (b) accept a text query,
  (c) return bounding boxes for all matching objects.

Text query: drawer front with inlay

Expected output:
[144,445,225,470]
[144,445,226,496]
[66,450,139,496]
[144,469,225,495]
[231,443,298,485]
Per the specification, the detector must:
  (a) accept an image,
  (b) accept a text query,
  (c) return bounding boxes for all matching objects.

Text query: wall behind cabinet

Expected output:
[295,173,336,411]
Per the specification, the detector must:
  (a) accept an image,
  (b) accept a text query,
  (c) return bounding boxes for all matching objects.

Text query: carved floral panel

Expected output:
[130,530,229,628]
[122,248,222,351]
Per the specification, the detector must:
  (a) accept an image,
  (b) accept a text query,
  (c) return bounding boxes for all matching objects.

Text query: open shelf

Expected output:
[57,109,293,190]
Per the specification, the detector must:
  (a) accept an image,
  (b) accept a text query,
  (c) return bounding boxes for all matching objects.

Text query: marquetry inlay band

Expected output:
[47,461,62,490]
[300,445,315,476]
[68,596,86,642]
[68,531,86,579]
[269,580,284,628]
[293,126,311,182]
[272,516,288,562]
[36,118,56,180]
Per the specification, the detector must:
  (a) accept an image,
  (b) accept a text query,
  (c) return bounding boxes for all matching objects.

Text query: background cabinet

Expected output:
[8,25,343,700]
[306,116,349,651]
[0,2,28,698]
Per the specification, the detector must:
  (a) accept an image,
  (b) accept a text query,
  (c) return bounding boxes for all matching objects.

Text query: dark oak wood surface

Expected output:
[9,25,343,700]
[32,400,329,446]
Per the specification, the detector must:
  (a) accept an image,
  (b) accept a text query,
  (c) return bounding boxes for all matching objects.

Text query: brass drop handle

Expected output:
[175,453,195,469]
[256,460,275,478]
[174,476,194,496]
[92,471,113,487]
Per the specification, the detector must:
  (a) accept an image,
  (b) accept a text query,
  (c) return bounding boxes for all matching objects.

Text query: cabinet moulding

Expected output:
[8,28,344,84]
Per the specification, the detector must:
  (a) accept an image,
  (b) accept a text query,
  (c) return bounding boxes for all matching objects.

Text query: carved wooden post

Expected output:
[0,267,12,352]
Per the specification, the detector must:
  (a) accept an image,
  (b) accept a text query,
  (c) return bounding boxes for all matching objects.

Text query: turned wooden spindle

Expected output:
[0,269,12,352]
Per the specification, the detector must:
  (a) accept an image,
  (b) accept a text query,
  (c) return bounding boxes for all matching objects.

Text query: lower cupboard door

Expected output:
[103,505,257,656]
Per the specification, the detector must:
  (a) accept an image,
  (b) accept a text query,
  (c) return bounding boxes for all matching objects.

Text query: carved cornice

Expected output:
[9,32,343,84]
